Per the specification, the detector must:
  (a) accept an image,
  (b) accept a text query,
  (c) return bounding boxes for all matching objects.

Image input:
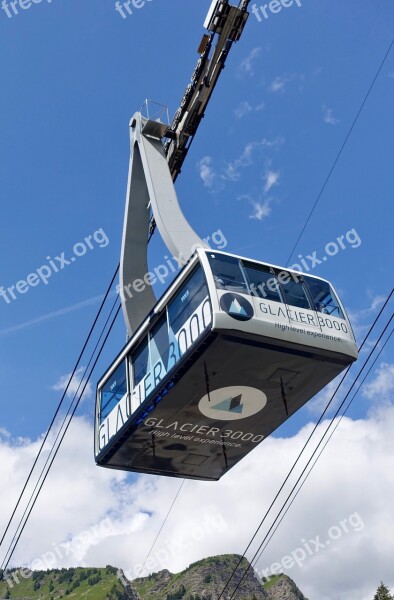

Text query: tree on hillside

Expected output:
[374,582,393,600]
[106,583,129,600]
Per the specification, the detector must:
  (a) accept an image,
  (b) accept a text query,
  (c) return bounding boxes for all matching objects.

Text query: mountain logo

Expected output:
[213,394,244,414]
[198,386,267,421]
[220,293,254,321]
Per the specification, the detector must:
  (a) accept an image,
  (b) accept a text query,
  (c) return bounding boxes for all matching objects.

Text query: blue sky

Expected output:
[0,2,394,599]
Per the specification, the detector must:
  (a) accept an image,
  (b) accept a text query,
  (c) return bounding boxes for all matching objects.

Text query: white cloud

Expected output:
[1,403,394,600]
[347,294,389,342]
[363,362,394,401]
[51,366,93,400]
[323,106,340,125]
[269,75,291,93]
[238,192,274,222]
[263,169,280,193]
[306,376,343,417]
[197,139,284,197]
[233,101,265,119]
[268,73,305,94]
[239,167,280,220]
[223,142,258,181]
[197,156,217,188]
[221,150,282,219]
[249,199,273,221]
[234,101,253,119]
[237,47,262,78]
[223,138,283,182]
[0,427,11,439]
[370,295,386,311]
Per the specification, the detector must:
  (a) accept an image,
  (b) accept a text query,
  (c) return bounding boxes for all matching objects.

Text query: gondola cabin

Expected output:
[95,249,357,481]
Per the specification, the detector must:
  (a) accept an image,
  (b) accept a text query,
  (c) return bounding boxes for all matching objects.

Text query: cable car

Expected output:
[95,248,357,481]
[94,7,359,479]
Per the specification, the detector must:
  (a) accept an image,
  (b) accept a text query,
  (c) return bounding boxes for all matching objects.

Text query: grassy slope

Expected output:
[0,567,125,600]
[262,574,282,591]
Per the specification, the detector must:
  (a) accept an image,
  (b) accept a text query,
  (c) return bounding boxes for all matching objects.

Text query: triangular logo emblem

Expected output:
[213,394,243,414]
[229,299,247,316]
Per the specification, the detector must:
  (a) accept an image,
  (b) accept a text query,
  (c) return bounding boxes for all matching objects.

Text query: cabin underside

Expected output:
[96,332,353,481]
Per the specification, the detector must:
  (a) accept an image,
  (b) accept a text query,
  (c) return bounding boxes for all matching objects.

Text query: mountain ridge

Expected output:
[0,554,308,599]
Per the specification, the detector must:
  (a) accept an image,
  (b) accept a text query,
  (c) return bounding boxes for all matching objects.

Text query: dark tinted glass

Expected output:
[304,276,344,318]
[149,315,170,371]
[100,361,127,422]
[132,337,149,386]
[276,271,311,310]
[208,253,248,294]
[243,261,281,302]
[168,266,208,334]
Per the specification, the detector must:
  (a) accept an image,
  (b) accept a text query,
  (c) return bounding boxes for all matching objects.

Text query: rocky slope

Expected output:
[132,554,267,599]
[263,574,308,600]
[130,554,308,600]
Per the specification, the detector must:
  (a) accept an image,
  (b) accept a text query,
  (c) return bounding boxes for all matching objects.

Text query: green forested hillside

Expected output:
[0,566,131,600]
[0,555,308,600]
